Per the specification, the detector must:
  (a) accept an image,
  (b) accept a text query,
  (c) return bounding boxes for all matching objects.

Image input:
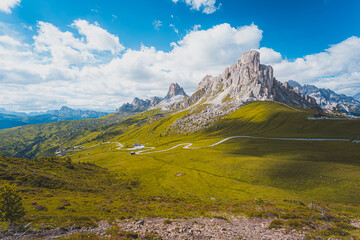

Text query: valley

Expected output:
[1,101,360,239]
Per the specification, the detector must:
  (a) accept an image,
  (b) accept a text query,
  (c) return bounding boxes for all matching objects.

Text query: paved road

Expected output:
[135,135,359,155]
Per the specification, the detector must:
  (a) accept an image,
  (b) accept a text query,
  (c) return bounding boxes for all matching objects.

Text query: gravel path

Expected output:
[117,217,305,240]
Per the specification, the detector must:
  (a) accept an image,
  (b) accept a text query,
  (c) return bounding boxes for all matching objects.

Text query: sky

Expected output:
[0,0,360,112]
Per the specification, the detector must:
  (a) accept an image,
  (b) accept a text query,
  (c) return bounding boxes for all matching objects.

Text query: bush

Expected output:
[268,220,284,229]
[320,227,350,237]
[0,182,25,223]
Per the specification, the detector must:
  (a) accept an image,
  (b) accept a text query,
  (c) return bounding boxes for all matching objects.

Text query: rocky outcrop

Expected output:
[164,83,188,100]
[116,97,163,113]
[155,83,189,111]
[288,80,360,116]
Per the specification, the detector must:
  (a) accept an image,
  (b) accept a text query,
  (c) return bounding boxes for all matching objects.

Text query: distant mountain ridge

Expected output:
[354,92,360,101]
[116,83,188,113]
[288,80,360,116]
[0,106,108,130]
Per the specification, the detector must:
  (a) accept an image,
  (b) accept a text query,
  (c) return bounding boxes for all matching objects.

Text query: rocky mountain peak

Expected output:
[164,83,188,100]
[238,50,260,71]
[185,50,319,112]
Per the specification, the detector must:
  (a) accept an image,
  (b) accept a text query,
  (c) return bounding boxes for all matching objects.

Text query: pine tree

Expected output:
[0,182,25,223]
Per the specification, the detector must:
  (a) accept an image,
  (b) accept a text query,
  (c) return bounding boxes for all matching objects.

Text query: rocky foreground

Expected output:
[117,217,305,240]
[1,217,306,240]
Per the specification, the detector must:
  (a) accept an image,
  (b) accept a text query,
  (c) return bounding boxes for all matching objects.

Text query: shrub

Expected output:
[320,227,350,237]
[285,219,307,230]
[335,222,357,231]
[0,182,25,223]
[163,219,173,225]
[268,220,284,229]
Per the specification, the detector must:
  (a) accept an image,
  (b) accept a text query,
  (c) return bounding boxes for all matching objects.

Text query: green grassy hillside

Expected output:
[1,101,360,238]
[0,109,163,159]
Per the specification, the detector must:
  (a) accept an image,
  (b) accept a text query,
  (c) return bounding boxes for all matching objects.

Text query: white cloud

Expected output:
[169,24,179,34]
[33,20,124,66]
[0,0,20,14]
[0,35,22,46]
[153,20,163,31]
[171,0,220,14]
[0,22,262,111]
[1,19,360,112]
[72,20,124,54]
[261,37,360,95]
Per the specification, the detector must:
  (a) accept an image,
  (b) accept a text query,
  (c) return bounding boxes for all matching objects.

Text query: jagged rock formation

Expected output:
[116,83,188,113]
[169,50,320,134]
[180,50,318,110]
[155,83,189,111]
[164,83,188,100]
[116,97,163,113]
[288,80,360,116]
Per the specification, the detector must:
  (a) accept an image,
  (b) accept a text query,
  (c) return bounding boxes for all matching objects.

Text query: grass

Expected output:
[1,101,360,238]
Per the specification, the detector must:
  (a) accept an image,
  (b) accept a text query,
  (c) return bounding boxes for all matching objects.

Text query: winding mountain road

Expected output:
[135,136,359,155]
[66,136,359,156]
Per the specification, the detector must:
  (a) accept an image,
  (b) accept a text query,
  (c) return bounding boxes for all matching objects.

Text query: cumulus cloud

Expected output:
[0,0,20,14]
[72,20,124,54]
[261,37,360,95]
[171,0,220,14]
[1,19,359,112]
[33,20,124,66]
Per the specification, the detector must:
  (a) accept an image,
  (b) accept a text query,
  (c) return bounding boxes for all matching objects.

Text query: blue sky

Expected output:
[0,0,360,111]
[7,0,360,58]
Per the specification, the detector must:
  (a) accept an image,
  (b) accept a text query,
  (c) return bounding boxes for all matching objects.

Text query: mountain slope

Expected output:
[288,80,360,116]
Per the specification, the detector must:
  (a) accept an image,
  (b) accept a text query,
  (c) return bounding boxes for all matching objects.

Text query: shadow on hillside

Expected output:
[222,138,360,165]
[212,138,360,196]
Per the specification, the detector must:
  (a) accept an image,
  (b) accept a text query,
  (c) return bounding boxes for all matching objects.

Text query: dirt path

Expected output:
[1,218,305,240]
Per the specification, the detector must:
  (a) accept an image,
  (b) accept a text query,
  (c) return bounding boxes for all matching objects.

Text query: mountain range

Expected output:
[117,50,360,121]
[0,106,108,130]
[288,80,360,116]
[116,83,188,113]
